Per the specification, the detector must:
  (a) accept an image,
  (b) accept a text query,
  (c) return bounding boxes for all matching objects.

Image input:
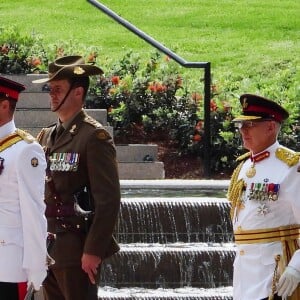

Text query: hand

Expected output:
[277,266,300,298]
[27,270,47,291]
[81,253,101,284]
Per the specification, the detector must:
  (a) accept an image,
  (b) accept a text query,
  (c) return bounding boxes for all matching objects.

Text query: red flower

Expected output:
[210,100,218,111]
[195,121,203,131]
[111,76,120,85]
[193,134,201,142]
[32,57,41,67]
[148,82,167,93]
[0,44,9,54]
[192,92,202,103]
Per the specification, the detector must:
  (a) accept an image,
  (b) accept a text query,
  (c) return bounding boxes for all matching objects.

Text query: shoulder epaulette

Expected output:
[83,116,103,129]
[16,129,35,143]
[36,128,47,143]
[275,147,300,167]
[236,152,251,162]
[96,128,111,140]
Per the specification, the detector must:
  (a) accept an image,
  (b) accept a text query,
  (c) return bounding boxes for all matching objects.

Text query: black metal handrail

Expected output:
[87,0,211,177]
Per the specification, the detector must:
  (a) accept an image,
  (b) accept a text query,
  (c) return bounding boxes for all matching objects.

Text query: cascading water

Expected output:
[98,181,235,300]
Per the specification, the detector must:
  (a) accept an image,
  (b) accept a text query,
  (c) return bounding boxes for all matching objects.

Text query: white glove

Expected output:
[277,266,300,298]
[27,270,47,291]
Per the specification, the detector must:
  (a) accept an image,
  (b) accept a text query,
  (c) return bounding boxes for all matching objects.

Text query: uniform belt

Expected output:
[234,224,300,244]
[47,216,89,234]
[45,203,75,218]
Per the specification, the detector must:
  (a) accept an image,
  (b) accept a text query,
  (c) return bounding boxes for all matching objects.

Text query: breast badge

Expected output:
[31,157,39,167]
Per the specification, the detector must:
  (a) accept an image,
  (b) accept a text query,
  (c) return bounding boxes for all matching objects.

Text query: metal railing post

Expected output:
[87,0,211,177]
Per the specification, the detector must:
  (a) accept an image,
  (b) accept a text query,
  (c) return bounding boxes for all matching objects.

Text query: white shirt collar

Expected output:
[0,120,16,140]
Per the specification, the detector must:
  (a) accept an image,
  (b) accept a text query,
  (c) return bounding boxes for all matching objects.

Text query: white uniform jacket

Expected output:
[0,120,47,283]
[230,141,300,300]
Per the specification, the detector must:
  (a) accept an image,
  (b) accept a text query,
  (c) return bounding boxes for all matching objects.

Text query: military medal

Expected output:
[246,164,256,178]
[257,203,269,216]
[246,151,270,178]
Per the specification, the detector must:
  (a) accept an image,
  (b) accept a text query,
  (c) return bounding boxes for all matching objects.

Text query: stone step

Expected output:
[34,286,233,300]
[100,243,235,289]
[118,162,164,179]
[116,144,158,162]
[15,108,108,127]
[17,92,51,109]
[19,125,114,139]
[3,74,165,179]
[97,286,233,300]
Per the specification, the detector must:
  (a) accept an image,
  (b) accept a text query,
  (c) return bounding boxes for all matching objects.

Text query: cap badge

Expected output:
[242,98,248,110]
[73,67,85,75]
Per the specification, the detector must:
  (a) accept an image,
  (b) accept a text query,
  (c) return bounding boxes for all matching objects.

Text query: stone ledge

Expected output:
[116,144,158,162]
[15,109,108,127]
[118,162,165,179]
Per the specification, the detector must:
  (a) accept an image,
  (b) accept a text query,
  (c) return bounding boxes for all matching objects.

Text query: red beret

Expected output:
[233,94,289,123]
[0,76,26,101]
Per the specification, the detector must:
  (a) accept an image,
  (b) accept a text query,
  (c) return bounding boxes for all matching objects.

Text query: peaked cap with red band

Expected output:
[0,76,25,101]
[233,93,289,123]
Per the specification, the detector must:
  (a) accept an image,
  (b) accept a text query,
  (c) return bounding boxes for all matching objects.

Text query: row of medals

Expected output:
[49,152,79,171]
[245,163,280,216]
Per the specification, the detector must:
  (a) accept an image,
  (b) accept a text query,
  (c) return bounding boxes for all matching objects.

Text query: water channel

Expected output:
[98,180,234,300]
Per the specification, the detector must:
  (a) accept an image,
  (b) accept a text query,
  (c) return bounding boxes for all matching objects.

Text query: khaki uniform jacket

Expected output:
[38,110,120,268]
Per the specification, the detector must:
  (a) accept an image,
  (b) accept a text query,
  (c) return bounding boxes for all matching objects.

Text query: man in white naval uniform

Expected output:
[228,94,300,300]
[0,76,48,299]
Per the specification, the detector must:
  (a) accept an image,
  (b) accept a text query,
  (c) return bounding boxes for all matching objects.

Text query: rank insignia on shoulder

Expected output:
[31,157,39,167]
[275,147,299,167]
[97,130,110,140]
[16,129,35,143]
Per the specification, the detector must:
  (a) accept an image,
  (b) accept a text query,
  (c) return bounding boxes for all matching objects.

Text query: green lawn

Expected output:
[1,0,299,77]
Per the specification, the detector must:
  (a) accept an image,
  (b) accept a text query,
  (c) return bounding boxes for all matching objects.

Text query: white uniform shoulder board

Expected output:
[16,129,35,143]
[275,147,300,167]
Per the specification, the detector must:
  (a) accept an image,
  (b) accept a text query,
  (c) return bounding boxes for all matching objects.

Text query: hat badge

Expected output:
[73,66,85,75]
[242,98,248,109]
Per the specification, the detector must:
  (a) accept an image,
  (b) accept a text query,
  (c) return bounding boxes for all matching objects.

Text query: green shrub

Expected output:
[1,27,299,176]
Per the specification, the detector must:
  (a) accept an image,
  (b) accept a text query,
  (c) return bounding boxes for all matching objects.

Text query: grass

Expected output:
[0,0,299,95]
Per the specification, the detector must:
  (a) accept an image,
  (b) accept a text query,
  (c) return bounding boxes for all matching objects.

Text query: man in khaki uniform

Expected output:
[33,56,120,300]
